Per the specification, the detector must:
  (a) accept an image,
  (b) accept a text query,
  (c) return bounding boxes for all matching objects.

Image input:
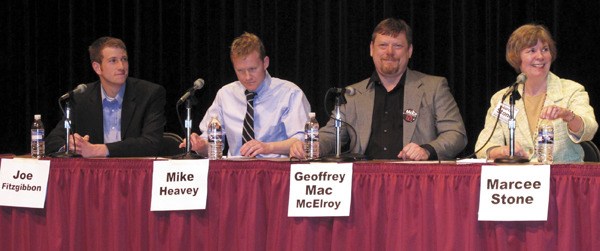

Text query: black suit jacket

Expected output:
[45,77,166,157]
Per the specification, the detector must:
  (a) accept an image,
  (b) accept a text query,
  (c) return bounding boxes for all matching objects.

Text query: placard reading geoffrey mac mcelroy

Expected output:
[288,163,352,217]
[151,159,209,211]
[478,165,550,221]
[0,158,50,208]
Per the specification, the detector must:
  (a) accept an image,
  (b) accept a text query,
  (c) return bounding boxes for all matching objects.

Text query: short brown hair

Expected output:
[371,18,413,46]
[230,32,266,61]
[506,24,557,72]
[88,37,127,63]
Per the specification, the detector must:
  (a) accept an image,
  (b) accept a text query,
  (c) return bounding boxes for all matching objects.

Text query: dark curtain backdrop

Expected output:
[2,0,599,156]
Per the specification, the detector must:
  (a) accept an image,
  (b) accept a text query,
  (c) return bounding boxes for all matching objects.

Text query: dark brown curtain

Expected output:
[2,0,600,156]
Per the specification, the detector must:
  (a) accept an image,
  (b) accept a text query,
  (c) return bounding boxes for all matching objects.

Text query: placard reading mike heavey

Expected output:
[151,159,209,211]
[478,165,550,221]
[0,158,50,208]
[288,163,352,217]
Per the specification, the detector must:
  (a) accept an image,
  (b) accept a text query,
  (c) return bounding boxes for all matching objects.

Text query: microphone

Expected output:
[59,84,88,101]
[502,73,527,101]
[177,78,205,105]
[514,73,527,85]
[329,87,356,96]
[494,73,528,163]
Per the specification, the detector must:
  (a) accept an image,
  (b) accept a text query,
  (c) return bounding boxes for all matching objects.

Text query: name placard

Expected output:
[288,163,352,217]
[151,159,209,211]
[478,165,550,221]
[0,158,50,208]
[492,101,520,124]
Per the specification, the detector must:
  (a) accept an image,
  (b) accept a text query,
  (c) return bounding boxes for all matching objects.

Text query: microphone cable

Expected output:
[176,101,186,137]
[322,88,360,155]
[463,85,516,159]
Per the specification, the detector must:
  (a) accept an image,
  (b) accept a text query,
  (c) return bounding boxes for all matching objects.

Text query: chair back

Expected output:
[581,141,600,162]
[161,132,185,157]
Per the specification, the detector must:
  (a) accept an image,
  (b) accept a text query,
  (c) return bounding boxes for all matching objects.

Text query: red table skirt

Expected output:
[1,158,599,250]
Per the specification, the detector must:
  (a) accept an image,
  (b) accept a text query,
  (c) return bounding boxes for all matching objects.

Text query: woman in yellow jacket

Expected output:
[475,24,598,162]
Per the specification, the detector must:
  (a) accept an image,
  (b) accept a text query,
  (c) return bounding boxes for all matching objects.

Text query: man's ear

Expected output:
[92,61,101,75]
[263,56,270,69]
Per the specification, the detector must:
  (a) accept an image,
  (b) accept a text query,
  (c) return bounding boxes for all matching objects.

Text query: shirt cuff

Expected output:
[420,144,438,160]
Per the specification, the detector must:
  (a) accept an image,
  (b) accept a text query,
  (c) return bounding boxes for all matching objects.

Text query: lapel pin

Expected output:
[403,109,418,123]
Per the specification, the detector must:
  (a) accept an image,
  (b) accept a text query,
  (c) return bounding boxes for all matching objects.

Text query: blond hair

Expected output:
[230,32,266,61]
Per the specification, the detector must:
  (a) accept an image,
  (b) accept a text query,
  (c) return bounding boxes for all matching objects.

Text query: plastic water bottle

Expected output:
[304,112,319,160]
[207,116,223,160]
[31,114,45,158]
[536,119,554,164]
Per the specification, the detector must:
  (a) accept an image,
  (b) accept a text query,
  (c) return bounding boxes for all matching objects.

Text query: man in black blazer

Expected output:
[45,37,166,157]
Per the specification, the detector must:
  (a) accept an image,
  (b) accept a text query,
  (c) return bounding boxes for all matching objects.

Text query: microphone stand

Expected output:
[495,87,528,163]
[50,100,81,158]
[173,97,204,159]
[321,94,364,162]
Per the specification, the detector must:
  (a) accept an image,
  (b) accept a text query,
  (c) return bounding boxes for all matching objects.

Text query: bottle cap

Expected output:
[34,114,41,120]
[309,112,316,118]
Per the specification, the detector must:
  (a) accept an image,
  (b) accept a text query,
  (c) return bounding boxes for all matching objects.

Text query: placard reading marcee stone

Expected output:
[478,165,550,221]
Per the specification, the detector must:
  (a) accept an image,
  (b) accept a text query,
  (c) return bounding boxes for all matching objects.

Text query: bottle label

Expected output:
[31,130,44,141]
[537,129,554,144]
[305,128,319,141]
[207,130,222,142]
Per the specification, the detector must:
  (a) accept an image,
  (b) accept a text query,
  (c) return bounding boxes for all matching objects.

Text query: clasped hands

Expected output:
[67,133,109,157]
[289,141,430,161]
[180,132,272,157]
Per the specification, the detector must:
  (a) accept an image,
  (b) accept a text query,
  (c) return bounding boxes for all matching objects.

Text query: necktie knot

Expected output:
[245,90,256,101]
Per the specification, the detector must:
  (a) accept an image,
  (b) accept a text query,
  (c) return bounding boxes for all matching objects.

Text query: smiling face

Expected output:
[370,32,413,78]
[92,47,129,88]
[505,24,557,74]
[519,40,552,79]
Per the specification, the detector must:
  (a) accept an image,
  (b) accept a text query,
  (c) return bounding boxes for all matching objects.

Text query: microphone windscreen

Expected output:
[193,78,205,90]
[74,83,88,94]
[516,73,527,84]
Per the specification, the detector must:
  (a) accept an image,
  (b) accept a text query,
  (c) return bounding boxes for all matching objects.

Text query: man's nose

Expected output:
[116,60,125,69]
[243,71,252,80]
[386,45,394,54]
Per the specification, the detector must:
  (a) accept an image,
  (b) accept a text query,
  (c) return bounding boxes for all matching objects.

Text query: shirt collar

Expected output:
[243,70,271,98]
[101,83,126,105]
[367,70,407,91]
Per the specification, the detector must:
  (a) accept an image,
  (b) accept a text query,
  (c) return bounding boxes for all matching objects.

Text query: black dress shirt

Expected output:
[364,72,406,159]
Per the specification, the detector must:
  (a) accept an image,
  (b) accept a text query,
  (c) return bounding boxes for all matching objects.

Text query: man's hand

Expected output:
[398,143,430,161]
[240,139,273,157]
[289,140,306,159]
[179,133,208,154]
[70,133,108,157]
